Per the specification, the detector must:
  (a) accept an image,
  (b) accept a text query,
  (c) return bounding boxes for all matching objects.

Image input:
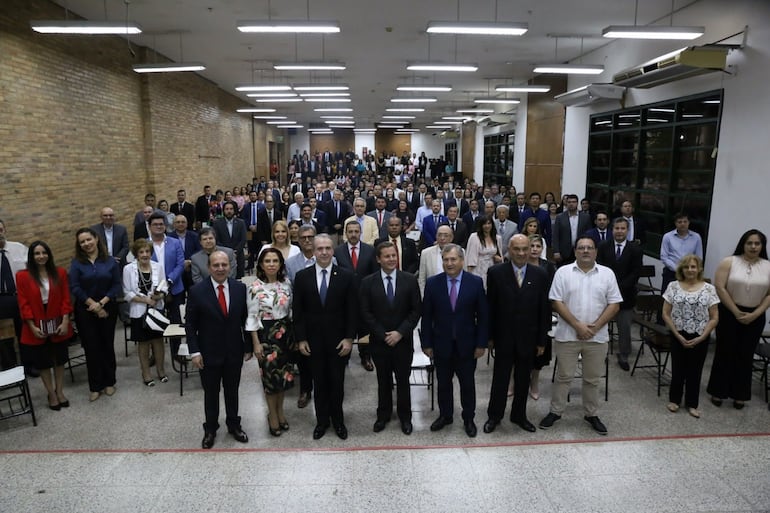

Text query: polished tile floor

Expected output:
[1,328,769,513]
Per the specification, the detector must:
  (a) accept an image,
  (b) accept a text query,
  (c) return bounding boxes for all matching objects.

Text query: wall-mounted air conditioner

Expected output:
[612,46,728,89]
[554,84,626,107]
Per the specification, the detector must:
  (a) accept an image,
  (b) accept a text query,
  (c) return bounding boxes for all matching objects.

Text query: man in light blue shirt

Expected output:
[660,213,703,295]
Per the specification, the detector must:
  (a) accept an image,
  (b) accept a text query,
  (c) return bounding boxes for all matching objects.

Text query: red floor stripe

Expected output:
[2,431,769,455]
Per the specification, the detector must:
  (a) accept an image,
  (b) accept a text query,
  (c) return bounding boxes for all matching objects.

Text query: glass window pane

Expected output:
[677,124,717,147]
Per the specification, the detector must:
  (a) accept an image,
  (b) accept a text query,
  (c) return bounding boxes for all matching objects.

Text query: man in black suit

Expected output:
[444,205,469,249]
[186,251,251,449]
[462,199,481,232]
[256,194,281,243]
[133,205,153,241]
[324,189,351,246]
[194,185,213,229]
[359,242,422,435]
[240,191,265,273]
[596,217,643,371]
[375,217,419,274]
[170,189,196,226]
[294,234,357,440]
[213,201,247,279]
[484,235,551,434]
[551,194,592,266]
[619,200,646,245]
[91,207,129,267]
[584,211,611,247]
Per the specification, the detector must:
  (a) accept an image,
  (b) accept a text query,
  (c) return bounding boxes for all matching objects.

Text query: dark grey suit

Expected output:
[551,211,592,265]
[91,223,129,266]
[213,217,247,278]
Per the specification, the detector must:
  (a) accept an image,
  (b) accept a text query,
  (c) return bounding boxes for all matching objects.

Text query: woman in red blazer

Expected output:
[16,241,73,410]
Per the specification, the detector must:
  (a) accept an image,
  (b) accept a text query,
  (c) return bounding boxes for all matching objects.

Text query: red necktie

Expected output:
[378,211,383,226]
[217,284,227,316]
[351,246,358,269]
[392,238,400,270]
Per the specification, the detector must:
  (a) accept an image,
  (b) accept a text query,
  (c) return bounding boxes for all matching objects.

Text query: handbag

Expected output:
[142,305,170,333]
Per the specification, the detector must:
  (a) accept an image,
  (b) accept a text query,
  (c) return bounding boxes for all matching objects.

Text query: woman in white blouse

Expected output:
[662,254,719,418]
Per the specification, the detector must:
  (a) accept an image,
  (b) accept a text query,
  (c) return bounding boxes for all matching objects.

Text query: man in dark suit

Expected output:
[484,235,551,434]
[619,200,646,245]
[596,217,643,371]
[462,199,482,232]
[167,214,200,293]
[186,250,251,449]
[324,189,351,246]
[308,197,328,234]
[359,241,422,435]
[518,192,552,243]
[240,191,265,273]
[213,201,247,279]
[583,212,611,247]
[421,200,448,249]
[294,234,357,440]
[91,207,129,267]
[335,220,377,372]
[170,189,196,226]
[444,205,469,249]
[551,194,592,266]
[422,244,489,437]
[367,196,392,240]
[375,217,419,274]
[194,185,214,229]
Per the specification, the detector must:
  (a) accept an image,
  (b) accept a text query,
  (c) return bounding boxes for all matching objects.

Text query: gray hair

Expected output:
[441,243,465,259]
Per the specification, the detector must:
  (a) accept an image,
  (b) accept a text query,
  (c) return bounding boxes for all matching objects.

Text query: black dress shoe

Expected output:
[373,419,388,432]
[361,358,374,372]
[511,417,537,433]
[298,392,311,409]
[229,428,249,443]
[401,421,413,435]
[584,415,608,435]
[312,424,328,440]
[201,432,216,449]
[464,419,477,438]
[334,423,348,440]
[538,412,561,429]
[430,416,453,431]
[483,419,499,434]
[618,360,630,371]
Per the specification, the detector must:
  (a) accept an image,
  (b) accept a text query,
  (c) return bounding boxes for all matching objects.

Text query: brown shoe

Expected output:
[297,392,311,409]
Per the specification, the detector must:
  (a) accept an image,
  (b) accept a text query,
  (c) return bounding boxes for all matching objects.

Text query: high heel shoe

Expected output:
[279,420,289,431]
[59,400,70,408]
[48,402,61,411]
[267,415,282,437]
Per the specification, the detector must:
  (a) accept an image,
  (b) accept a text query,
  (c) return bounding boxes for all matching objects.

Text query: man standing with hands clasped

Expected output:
[186,251,251,449]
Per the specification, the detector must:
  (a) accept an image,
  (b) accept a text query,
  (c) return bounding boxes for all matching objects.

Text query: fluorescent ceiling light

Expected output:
[325,120,354,124]
[354,129,377,132]
[426,125,453,129]
[293,84,349,91]
[396,84,452,92]
[386,108,425,112]
[426,21,527,36]
[495,85,551,93]
[328,125,353,128]
[382,115,416,119]
[235,85,292,92]
[253,116,288,120]
[649,108,676,113]
[304,98,351,102]
[133,63,206,73]
[276,125,304,128]
[237,108,276,113]
[378,124,405,127]
[237,20,340,33]
[533,64,604,75]
[456,108,494,113]
[298,92,350,97]
[390,97,437,103]
[246,92,298,97]
[602,25,704,40]
[474,97,520,104]
[441,116,469,120]
[314,108,353,112]
[274,62,346,71]
[255,98,303,103]
[436,121,463,124]
[407,63,478,72]
[267,120,295,124]
[320,115,354,119]
[31,20,141,34]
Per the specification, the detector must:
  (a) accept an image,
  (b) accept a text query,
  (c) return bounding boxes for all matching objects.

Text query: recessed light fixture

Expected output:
[255,98,303,103]
[304,98,351,102]
[390,97,438,103]
[382,115,416,119]
[396,84,453,92]
[320,115,354,119]
[314,108,353,112]
[293,84,349,91]
[274,62,346,71]
[456,108,494,113]
[298,92,351,97]
[407,63,478,72]
[426,21,528,36]
[253,116,288,120]
[276,125,304,128]
[133,63,206,73]
[267,120,295,124]
[533,64,604,75]
[425,125,453,129]
[325,120,354,124]
[602,25,704,40]
[328,125,354,128]
[235,85,292,92]
[474,97,520,104]
[246,92,298,97]
[386,108,425,112]
[441,116,469,120]
[30,20,142,34]
[495,85,551,93]
[436,121,463,124]
[237,20,341,33]
[237,108,277,113]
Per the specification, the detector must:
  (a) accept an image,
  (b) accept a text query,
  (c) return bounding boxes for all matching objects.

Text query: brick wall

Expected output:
[0,0,266,265]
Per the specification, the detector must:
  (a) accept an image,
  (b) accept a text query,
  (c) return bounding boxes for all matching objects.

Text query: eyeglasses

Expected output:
[575,245,596,251]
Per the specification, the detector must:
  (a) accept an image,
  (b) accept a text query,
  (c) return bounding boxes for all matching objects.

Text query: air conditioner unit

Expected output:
[554,84,626,107]
[613,46,728,88]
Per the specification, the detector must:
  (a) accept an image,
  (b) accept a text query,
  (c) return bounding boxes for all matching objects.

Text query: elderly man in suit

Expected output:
[418,224,455,294]
[186,250,251,449]
[294,234,357,440]
[422,244,489,437]
[360,241,422,435]
[597,217,643,371]
[484,235,551,434]
[191,228,236,284]
[552,194,592,266]
[375,216,419,274]
[213,201,247,279]
[91,207,130,267]
[495,205,519,259]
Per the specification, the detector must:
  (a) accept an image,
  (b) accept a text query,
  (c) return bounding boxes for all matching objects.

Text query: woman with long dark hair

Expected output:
[69,228,122,402]
[707,229,770,409]
[16,241,73,410]
[465,215,503,290]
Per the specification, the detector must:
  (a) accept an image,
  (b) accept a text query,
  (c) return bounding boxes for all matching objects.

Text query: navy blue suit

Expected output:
[422,271,489,421]
[185,278,249,434]
[421,214,448,249]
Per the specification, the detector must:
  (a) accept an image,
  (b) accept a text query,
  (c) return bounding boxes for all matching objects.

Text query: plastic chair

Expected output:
[0,366,37,426]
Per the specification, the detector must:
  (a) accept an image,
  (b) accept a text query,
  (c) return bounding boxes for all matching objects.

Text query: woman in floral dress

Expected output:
[246,247,294,436]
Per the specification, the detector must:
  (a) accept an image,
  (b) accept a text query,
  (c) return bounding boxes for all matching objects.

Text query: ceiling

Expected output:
[48,0,704,129]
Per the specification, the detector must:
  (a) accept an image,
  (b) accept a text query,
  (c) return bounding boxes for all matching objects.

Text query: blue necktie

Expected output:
[616,244,622,260]
[386,275,394,304]
[251,204,257,225]
[320,269,328,305]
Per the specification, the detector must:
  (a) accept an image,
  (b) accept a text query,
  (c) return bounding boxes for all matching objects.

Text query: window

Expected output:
[483,132,514,186]
[444,142,457,171]
[586,90,722,257]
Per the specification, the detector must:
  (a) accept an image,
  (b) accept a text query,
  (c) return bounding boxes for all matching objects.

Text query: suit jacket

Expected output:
[374,235,419,274]
[496,220,519,258]
[323,199,352,236]
[486,263,551,357]
[584,227,610,247]
[359,271,421,347]
[170,201,196,225]
[518,207,552,243]
[421,271,489,359]
[185,277,249,366]
[256,208,281,243]
[194,195,214,226]
[133,222,149,242]
[444,219,469,249]
[334,242,377,279]
[626,216,646,245]
[240,201,265,228]
[421,214,448,248]
[551,211,592,261]
[91,223,129,264]
[418,245,444,294]
[190,247,237,284]
[148,236,185,296]
[16,268,73,344]
[447,197,470,217]
[312,208,328,233]
[293,265,357,348]
[213,217,247,253]
[462,211,482,232]
[367,209,392,240]
[168,230,201,260]
[596,239,643,309]
[343,215,379,246]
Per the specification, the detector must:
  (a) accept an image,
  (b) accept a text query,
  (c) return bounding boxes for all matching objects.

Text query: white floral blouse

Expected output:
[245,278,292,332]
[663,281,720,335]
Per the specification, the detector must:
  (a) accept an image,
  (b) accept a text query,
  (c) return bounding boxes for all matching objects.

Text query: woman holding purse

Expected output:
[123,239,168,386]
[16,241,73,410]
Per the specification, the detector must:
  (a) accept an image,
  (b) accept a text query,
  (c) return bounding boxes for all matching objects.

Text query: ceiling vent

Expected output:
[612,46,728,88]
[554,84,626,107]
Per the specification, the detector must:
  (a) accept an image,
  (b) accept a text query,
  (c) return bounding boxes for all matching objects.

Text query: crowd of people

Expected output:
[1,147,768,447]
